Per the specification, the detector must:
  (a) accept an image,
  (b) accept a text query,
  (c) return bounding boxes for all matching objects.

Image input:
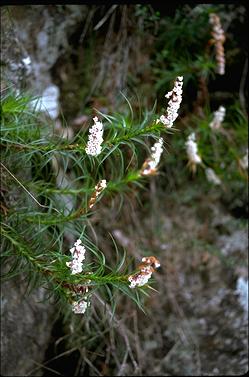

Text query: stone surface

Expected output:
[1,279,54,376]
[1,5,88,376]
[1,5,87,93]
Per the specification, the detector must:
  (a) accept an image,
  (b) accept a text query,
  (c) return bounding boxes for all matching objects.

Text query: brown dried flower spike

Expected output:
[141,256,161,269]
[128,255,160,289]
[209,13,226,75]
[88,179,107,209]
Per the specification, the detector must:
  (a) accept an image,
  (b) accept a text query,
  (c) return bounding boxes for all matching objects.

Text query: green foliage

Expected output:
[143,4,248,215]
[1,4,247,323]
[164,102,248,201]
[0,86,168,315]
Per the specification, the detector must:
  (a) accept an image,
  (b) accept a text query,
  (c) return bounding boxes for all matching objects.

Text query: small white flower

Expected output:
[209,106,226,130]
[72,300,89,314]
[70,240,86,262]
[74,247,86,263]
[85,116,104,156]
[157,76,183,128]
[185,133,202,165]
[205,168,222,185]
[66,259,83,275]
[69,247,75,254]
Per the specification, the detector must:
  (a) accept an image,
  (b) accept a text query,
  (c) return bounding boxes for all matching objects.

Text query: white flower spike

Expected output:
[185,132,202,173]
[66,239,86,275]
[157,76,183,128]
[140,138,164,176]
[209,106,226,130]
[85,116,104,156]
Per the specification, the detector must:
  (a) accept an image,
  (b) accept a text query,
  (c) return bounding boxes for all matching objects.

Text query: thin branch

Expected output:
[93,5,118,31]
[0,162,61,215]
[239,57,248,115]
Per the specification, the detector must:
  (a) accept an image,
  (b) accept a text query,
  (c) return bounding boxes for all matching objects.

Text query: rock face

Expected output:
[1,5,88,92]
[1,5,88,376]
[1,279,55,376]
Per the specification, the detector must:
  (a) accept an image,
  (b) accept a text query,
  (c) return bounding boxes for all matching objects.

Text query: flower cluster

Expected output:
[209,106,226,130]
[185,132,202,173]
[66,239,86,275]
[205,168,221,185]
[128,256,160,289]
[156,76,183,128]
[209,13,226,75]
[88,179,107,209]
[85,116,104,156]
[65,240,91,314]
[140,138,164,176]
[72,299,90,314]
